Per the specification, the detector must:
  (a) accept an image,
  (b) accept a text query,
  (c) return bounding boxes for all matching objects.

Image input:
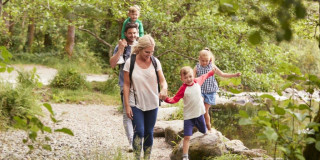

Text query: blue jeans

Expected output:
[131,106,158,160]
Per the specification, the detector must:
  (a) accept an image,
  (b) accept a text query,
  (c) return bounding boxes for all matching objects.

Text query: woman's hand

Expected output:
[126,106,133,120]
[159,88,168,100]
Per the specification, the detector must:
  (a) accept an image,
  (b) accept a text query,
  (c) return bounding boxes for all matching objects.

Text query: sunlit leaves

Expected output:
[219,0,239,14]
[249,31,262,45]
[55,128,74,136]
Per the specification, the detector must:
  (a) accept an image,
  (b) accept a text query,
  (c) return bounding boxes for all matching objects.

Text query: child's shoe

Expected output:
[182,157,189,160]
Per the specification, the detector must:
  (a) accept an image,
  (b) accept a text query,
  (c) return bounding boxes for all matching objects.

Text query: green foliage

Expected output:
[92,75,120,95]
[212,103,274,152]
[17,68,43,88]
[0,46,14,73]
[205,153,247,160]
[238,74,320,159]
[167,101,185,120]
[50,67,88,90]
[13,103,74,152]
[0,83,39,128]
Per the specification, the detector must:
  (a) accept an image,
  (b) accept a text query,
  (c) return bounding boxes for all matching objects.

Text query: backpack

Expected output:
[129,54,161,106]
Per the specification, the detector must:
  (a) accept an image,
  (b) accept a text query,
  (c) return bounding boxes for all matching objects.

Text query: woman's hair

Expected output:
[180,66,193,77]
[199,47,215,63]
[132,34,155,54]
[129,5,141,13]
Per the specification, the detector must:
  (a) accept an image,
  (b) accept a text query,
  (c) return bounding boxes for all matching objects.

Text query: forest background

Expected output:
[1,0,320,159]
[1,0,319,92]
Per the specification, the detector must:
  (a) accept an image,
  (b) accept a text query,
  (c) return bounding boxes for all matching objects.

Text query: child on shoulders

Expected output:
[121,5,144,40]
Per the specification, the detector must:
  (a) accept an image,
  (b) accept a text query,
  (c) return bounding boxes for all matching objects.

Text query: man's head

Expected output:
[124,23,138,43]
[128,5,140,22]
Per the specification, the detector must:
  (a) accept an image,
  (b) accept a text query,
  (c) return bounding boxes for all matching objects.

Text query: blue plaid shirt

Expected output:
[196,62,219,93]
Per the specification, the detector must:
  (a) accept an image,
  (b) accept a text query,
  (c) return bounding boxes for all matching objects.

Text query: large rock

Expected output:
[169,129,268,160]
[170,130,228,160]
[157,107,179,121]
[154,120,183,137]
[164,120,184,146]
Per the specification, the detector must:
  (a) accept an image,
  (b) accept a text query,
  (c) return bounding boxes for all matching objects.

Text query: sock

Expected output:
[183,154,188,159]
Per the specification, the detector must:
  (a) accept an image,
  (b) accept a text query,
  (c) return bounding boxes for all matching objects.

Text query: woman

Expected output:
[123,35,168,160]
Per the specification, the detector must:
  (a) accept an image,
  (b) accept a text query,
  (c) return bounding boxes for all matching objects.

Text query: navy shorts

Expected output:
[201,92,216,105]
[184,115,207,136]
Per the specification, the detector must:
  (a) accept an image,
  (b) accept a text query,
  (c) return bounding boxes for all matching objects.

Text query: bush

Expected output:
[93,76,120,95]
[0,83,39,128]
[17,68,42,88]
[50,68,88,90]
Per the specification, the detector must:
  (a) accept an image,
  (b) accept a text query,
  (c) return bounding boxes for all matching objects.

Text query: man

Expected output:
[109,23,138,152]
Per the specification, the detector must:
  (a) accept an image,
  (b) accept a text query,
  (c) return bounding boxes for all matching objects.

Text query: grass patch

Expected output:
[38,87,121,106]
[167,101,184,120]
[11,52,105,74]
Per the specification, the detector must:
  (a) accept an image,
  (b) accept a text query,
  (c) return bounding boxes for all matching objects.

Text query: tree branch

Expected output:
[157,50,198,61]
[3,0,9,5]
[78,27,113,57]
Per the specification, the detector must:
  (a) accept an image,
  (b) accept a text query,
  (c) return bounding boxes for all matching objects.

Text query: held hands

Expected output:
[159,89,168,101]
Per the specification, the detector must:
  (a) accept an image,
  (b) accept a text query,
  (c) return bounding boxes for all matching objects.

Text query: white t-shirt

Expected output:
[123,57,162,111]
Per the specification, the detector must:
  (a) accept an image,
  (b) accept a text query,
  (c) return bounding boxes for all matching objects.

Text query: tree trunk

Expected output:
[65,24,75,58]
[0,0,2,17]
[25,18,35,52]
[44,33,52,48]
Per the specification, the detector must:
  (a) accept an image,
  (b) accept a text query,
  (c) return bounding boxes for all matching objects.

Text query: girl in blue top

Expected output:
[193,48,241,131]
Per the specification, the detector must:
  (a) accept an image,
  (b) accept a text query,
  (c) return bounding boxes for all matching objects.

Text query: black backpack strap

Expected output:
[129,54,137,105]
[151,56,161,106]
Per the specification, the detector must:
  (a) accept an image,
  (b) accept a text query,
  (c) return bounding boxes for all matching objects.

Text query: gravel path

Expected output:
[0,104,172,160]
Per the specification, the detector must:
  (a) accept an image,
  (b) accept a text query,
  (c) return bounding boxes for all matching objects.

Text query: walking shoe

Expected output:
[182,157,189,160]
[128,145,133,152]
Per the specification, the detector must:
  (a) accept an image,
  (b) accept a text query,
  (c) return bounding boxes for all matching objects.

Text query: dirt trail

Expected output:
[0,104,172,160]
[0,65,172,159]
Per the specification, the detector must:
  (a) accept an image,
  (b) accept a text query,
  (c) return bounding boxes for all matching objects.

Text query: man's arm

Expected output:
[109,39,127,68]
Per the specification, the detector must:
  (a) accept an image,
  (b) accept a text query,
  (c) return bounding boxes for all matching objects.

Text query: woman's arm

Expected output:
[123,71,133,120]
[214,65,241,78]
[158,69,168,100]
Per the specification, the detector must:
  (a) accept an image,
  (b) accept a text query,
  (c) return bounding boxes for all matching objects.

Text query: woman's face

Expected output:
[139,45,154,61]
